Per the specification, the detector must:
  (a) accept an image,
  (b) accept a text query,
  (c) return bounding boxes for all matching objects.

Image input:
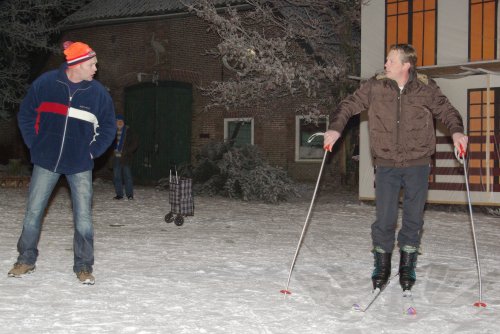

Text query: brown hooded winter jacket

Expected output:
[328,72,464,167]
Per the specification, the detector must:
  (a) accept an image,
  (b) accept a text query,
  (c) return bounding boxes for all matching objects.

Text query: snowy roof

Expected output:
[62,0,248,29]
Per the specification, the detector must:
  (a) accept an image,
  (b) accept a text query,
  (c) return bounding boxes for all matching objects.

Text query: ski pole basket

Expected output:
[164,169,194,226]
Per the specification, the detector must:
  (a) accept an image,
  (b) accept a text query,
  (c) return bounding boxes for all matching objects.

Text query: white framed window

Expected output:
[295,115,329,161]
[224,118,254,146]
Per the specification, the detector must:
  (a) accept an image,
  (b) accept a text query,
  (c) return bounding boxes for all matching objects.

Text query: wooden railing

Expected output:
[429,135,500,192]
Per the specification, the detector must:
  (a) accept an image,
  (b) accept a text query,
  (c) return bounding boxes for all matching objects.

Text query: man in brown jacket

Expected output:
[324,44,468,292]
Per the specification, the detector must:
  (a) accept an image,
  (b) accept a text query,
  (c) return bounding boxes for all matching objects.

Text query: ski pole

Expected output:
[454,145,487,308]
[281,132,328,295]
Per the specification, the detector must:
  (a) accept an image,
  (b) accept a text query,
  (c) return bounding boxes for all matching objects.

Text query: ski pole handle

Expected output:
[307,132,324,143]
[307,132,331,151]
[454,145,466,164]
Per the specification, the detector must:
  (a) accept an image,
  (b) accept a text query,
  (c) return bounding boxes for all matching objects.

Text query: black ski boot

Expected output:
[371,248,392,290]
[399,246,418,291]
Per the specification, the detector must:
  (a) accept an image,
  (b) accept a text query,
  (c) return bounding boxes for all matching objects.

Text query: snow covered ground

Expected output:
[1,180,499,333]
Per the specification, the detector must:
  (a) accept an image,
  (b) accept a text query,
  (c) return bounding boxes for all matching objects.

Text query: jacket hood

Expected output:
[375,71,429,86]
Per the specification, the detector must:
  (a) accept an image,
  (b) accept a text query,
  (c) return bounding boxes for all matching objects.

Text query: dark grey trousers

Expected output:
[372,165,430,253]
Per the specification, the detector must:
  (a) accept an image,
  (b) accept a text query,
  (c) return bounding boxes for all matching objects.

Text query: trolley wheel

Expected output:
[174,215,184,226]
[164,212,174,223]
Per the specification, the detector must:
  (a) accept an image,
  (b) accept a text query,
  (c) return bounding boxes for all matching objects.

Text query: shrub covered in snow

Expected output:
[193,141,298,203]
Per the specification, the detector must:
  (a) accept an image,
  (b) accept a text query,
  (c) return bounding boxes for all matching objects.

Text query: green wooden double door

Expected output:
[124,81,192,184]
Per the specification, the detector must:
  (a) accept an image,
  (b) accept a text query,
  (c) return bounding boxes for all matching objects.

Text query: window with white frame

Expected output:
[295,115,328,161]
[224,118,254,146]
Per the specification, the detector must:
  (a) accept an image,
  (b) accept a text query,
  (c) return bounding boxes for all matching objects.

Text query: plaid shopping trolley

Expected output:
[164,170,194,226]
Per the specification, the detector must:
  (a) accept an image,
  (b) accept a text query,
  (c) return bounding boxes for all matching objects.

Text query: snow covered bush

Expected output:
[193,141,298,203]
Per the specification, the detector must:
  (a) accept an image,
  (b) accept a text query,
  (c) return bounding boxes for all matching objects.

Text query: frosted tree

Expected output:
[186,0,365,120]
[0,0,88,120]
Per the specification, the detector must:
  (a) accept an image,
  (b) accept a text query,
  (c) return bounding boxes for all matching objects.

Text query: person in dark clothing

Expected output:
[10,41,116,284]
[112,115,139,200]
[324,44,468,292]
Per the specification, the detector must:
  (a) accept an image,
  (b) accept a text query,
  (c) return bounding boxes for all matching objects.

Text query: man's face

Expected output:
[384,50,409,82]
[116,120,124,129]
[76,57,98,82]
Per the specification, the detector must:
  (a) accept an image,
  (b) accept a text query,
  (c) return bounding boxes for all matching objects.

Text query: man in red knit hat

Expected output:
[9,41,116,285]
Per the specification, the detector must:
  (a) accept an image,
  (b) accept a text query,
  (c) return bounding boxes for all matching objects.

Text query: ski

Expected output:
[352,286,385,312]
[402,290,417,315]
[352,273,401,312]
[352,274,418,315]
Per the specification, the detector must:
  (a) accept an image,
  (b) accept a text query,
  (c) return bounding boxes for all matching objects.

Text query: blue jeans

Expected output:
[372,165,430,253]
[16,165,94,273]
[113,157,133,197]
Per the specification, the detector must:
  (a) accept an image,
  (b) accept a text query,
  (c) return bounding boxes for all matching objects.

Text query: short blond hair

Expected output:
[389,44,417,70]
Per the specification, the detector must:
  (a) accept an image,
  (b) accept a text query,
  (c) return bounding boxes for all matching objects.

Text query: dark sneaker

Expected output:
[399,246,418,291]
[8,263,36,277]
[127,195,134,200]
[371,247,392,290]
[76,270,95,285]
[113,196,123,200]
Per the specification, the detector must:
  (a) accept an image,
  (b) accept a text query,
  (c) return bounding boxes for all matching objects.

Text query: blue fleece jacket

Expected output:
[17,63,116,174]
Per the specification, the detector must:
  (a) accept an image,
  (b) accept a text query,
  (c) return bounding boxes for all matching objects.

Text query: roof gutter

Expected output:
[61,4,253,31]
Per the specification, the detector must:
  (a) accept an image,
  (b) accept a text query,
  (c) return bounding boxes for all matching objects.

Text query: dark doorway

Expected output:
[124,81,192,184]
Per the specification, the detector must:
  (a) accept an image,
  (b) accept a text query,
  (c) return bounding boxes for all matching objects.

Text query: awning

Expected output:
[417,60,500,78]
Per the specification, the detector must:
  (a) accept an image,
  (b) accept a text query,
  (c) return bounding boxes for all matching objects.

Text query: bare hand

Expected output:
[452,133,468,153]
[323,130,341,152]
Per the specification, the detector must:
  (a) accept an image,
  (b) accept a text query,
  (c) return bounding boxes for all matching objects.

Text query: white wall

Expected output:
[359,0,383,201]
[437,0,469,64]
[360,1,385,77]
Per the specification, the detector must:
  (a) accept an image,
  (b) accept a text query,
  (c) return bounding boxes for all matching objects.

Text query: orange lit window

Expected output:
[467,89,500,191]
[385,0,436,66]
[469,0,497,61]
